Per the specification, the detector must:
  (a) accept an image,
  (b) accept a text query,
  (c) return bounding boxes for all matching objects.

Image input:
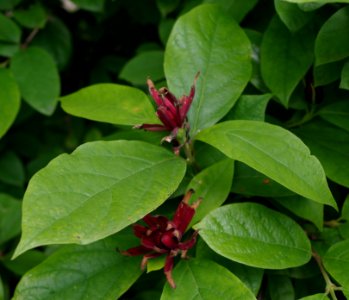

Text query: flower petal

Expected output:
[173,190,196,233]
[121,245,151,256]
[164,255,176,288]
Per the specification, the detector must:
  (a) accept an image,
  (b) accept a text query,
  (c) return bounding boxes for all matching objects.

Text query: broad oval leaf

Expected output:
[161,259,255,299]
[13,236,142,300]
[261,16,314,106]
[60,84,159,125]
[195,203,312,269]
[14,140,186,258]
[315,6,349,65]
[10,47,60,115]
[323,239,349,291]
[0,68,20,138]
[196,120,336,208]
[164,4,252,135]
[340,60,349,90]
[13,2,47,29]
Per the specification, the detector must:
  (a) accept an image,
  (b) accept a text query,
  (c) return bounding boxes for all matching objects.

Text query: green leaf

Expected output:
[13,2,47,29]
[275,0,313,31]
[323,239,349,290]
[196,238,263,296]
[0,68,20,138]
[156,0,180,17]
[119,50,164,85]
[0,13,21,43]
[315,6,349,65]
[13,236,142,300]
[0,193,21,245]
[187,159,234,225]
[0,151,25,187]
[261,16,314,106]
[0,42,20,57]
[164,4,252,135]
[293,120,349,188]
[318,101,349,132]
[339,195,349,239]
[3,250,46,276]
[0,275,4,300]
[71,0,105,12]
[14,140,186,257]
[232,162,294,197]
[161,259,256,299]
[203,0,258,22]
[196,120,336,208]
[273,195,323,230]
[224,94,271,121]
[10,47,60,115]
[31,17,72,70]
[60,84,159,125]
[268,275,295,300]
[298,294,330,300]
[195,203,312,269]
[340,60,349,90]
[314,60,343,87]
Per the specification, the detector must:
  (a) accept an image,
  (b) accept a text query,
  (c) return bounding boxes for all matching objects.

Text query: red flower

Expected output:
[121,189,201,288]
[136,73,199,143]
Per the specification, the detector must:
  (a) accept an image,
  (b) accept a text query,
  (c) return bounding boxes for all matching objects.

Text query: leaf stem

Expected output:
[22,28,40,49]
[312,249,339,300]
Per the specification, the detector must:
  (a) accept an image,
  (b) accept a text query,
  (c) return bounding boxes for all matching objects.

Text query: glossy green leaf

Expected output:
[71,0,105,12]
[195,203,312,268]
[340,60,349,90]
[261,16,314,106]
[60,84,159,125]
[318,101,349,132]
[275,0,313,31]
[323,239,349,291]
[13,2,47,28]
[165,4,252,135]
[187,159,234,225]
[293,120,349,188]
[232,162,294,197]
[203,0,258,22]
[13,237,142,300]
[0,193,21,245]
[14,140,186,257]
[32,17,72,70]
[196,120,336,208]
[268,275,295,300]
[273,195,323,230]
[161,259,255,299]
[224,94,271,121]
[10,47,60,115]
[0,13,21,43]
[0,68,20,138]
[315,6,349,65]
[0,151,25,186]
[119,50,164,85]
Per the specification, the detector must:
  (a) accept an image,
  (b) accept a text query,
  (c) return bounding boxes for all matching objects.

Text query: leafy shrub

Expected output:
[1,0,349,299]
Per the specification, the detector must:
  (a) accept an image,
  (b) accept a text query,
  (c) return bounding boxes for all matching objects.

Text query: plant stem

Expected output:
[22,28,40,49]
[312,249,338,300]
